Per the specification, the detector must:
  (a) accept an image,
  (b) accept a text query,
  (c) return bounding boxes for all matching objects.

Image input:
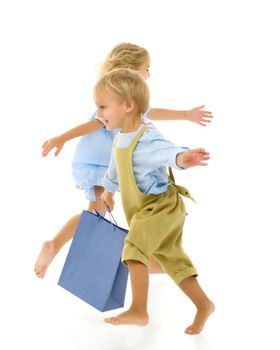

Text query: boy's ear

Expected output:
[124,99,135,113]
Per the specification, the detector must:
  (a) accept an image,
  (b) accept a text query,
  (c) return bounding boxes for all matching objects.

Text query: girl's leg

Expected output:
[105,260,149,326]
[179,276,215,334]
[34,186,106,278]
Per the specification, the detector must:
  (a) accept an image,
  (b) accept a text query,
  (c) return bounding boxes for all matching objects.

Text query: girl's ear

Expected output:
[124,99,135,113]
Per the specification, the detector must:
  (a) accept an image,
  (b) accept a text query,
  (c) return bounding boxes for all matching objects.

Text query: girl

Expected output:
[98,68,214,335]
[35,43,213,278]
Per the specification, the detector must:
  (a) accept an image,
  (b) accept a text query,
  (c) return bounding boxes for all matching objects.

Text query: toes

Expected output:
[185,326,200,335]
[104,317,119,325]
[36,269,45,278]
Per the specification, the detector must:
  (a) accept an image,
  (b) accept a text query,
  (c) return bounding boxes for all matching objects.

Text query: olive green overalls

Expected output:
[114,125,197,284]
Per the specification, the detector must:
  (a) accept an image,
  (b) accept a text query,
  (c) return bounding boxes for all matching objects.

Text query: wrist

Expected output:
[58,133,69,142]
[176,153,184,168]
[175,110,188,121]
[105,190,115,196]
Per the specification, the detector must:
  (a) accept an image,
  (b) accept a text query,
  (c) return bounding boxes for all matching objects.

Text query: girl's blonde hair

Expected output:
[99,43,149,77]
[94,68,150,115]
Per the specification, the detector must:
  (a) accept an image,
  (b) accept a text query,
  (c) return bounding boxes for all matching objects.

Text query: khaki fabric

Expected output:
[114,125,197,284]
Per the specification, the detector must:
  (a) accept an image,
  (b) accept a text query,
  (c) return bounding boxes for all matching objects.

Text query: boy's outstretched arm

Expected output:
[42,119,104,157]
[148,105,213,126]
[176,148,210,169]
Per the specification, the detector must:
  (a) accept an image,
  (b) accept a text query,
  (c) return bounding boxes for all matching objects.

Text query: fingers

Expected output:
[195,104,205,110]
[202,110,213,115]
[42,147,48,157]
[190,148,206,153]
[54,149,61,157]
[42,145,51,157]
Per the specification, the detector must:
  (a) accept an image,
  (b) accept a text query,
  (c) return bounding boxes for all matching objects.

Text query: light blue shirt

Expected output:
[72,107,152,167]
[103,124,189,195]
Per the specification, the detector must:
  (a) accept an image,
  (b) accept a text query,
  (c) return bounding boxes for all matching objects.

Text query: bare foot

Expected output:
[185,301,215,335]
[34,241,56,278]
[104,308,149,326]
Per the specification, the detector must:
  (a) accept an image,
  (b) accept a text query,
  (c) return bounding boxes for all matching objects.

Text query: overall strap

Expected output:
[128,125,152,153]
[168,167,196,202]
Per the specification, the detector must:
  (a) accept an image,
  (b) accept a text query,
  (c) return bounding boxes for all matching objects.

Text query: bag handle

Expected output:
[107,209,117,226]
[95,209,118,231]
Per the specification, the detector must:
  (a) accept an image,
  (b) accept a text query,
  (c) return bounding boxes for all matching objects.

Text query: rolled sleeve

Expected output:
[171,147,190,170]
[103,175,119,193]
[147,129,190,171]
[102,152,119,192]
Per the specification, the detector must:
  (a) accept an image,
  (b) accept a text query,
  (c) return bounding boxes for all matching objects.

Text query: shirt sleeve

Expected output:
[143,129,190,170]
[103,151,119,192]
[88,111,106,127]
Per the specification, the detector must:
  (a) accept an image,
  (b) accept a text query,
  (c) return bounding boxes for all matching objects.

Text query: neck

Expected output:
[121,115,143,133]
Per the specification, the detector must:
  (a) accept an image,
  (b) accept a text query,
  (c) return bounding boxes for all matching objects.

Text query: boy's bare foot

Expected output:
[104,308,149,326]
[34,241,56,278]
[185,300,215,335]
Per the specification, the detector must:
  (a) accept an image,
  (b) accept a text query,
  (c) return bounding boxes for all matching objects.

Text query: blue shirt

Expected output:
[72,112,119,167]
[103,124,189,195]
[72,107,152,167]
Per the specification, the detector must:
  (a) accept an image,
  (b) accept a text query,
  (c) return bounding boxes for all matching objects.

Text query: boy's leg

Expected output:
[148,255,165,274]
[34,186,106,278]
[179,276,215,334]
[105,260,149,326]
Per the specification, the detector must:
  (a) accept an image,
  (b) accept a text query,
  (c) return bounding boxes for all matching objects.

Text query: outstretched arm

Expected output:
[148,105,213,126]
[176,148,210,169]
[42,119,103,157]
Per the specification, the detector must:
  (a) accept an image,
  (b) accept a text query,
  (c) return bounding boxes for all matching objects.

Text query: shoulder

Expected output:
[141,126,165,143]
[88,111,98,120]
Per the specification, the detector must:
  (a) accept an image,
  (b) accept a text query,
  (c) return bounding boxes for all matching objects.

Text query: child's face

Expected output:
[136,58,150,80]
[96,93,128,130]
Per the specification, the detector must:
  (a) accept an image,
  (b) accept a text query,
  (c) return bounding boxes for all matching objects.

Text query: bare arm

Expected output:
[59,119,104,141]
[148,105,213,126]
[42,119,103,157]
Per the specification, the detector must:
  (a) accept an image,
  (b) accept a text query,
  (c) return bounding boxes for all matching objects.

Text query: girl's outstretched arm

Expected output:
[42,119,104,157]
[148,105,213,126]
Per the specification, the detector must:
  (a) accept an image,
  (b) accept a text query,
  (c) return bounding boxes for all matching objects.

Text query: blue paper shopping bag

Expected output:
[58,210,129,312]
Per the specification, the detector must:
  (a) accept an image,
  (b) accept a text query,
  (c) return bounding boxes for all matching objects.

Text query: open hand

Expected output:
[187,105,213,126]
[42,136,65,157]
[176,148,210,169]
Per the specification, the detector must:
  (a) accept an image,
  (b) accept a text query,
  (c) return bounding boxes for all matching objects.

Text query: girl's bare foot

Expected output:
[104,308,149,326]
[185,300,215,335]
[34,241,56,278]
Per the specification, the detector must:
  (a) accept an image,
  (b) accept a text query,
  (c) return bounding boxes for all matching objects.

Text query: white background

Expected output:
[1,0,279,349]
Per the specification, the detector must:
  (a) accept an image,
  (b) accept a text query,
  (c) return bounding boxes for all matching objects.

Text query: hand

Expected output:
[42,136,65,157]
[186,105,213,126]
[101,191,115,211]
[176,148,210,169]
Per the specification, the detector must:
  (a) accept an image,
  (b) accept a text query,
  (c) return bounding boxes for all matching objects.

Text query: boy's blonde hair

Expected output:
[100,43,149,76]
[94,68,150,115]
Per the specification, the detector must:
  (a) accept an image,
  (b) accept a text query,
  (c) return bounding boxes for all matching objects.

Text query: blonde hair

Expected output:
[99,43,149,77]
[94,68,150,115]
